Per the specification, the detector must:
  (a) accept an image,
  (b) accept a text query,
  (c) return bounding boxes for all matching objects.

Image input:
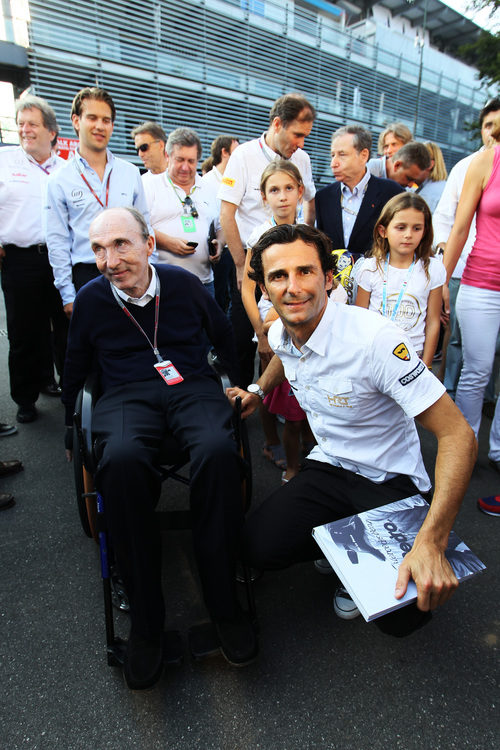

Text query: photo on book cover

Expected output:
[326,496,484,579]
[313,495,485,621]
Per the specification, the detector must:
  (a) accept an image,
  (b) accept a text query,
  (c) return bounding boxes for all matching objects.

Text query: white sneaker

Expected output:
[333,586,360,620]
[314,558,334,574]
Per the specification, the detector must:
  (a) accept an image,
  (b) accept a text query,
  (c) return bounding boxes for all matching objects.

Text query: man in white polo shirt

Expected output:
[201,134,240,311]
[218,93,316,386]
[141,127,219,294]
[131,120,168,177]
[0,95,67,423]
[227,224,477,636]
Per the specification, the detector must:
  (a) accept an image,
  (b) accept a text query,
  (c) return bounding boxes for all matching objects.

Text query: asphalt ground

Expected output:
[0,294,498,750]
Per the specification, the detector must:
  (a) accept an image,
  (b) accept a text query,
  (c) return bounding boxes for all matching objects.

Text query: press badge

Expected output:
[181,216,196,233]
[154,360,184,385]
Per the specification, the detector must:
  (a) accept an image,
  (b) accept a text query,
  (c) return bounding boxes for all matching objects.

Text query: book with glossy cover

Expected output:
[312,495,485,622]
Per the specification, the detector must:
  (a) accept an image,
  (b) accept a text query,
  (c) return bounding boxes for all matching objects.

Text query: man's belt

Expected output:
[3,243,48,254]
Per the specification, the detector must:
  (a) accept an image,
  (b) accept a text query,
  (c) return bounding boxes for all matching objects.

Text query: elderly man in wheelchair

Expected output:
[63,206,257,690]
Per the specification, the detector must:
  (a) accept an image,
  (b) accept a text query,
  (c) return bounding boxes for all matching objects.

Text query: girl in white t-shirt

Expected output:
[356,193,445,366]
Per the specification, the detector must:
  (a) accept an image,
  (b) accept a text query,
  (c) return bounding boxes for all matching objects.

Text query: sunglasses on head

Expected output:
[136,139,161,154]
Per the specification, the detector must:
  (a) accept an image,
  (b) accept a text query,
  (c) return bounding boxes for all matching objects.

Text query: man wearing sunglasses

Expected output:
[141,127,221,294]
[131,121,168,176]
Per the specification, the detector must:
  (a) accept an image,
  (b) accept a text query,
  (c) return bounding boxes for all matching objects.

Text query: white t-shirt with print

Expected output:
[357,256,446,353]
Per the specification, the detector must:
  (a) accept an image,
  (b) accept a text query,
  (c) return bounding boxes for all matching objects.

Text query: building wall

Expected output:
[26,0,487,184]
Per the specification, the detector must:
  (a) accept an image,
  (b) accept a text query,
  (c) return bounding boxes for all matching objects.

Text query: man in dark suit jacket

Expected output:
[316,125,404,261]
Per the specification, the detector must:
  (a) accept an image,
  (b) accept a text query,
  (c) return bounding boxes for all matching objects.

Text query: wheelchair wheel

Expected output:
[73,421,92,538]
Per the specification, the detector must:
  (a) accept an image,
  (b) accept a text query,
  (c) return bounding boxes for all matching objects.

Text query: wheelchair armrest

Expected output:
[207,351,232,392]
[74,372,102,475]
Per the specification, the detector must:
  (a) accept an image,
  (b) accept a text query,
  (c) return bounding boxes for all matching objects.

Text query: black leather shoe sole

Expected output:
[215,615,258,667]
[16,406,38,423]
[123,634,164,690]
[0,493,15,511]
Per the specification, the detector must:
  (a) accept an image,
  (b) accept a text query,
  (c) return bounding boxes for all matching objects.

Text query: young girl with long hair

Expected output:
[356,193,445,367]
[243,160,346,480]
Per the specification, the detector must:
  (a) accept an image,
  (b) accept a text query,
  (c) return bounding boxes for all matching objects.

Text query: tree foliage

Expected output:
[461,30,500,86]
[459,2,500,87]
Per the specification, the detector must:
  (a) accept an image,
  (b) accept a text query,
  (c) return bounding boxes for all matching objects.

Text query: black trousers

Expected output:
[1,244,68,405]
[213,247,234,314]
[72,262,100,292]
[229,266,256,389]
[243,459,431,637]
[93,375,244,638]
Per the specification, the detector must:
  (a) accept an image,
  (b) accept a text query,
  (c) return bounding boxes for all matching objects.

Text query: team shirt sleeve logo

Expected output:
[392,343,411,361]
[222,176,235,187]
[399,361,426,386]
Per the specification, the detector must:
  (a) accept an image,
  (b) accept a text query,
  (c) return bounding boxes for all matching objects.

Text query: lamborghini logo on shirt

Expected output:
[392,343,411,361]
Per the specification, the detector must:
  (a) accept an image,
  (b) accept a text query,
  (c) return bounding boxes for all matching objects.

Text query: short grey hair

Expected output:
[166,127,202,159]
[93,206,151,241]
[122,207,151,240]
[332,125,371,156]
[15,94,59,147]
[130,121,167,142]
[392,141,431,171]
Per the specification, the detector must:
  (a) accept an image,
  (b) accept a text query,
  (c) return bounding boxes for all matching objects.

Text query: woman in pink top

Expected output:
[444,117,500,469]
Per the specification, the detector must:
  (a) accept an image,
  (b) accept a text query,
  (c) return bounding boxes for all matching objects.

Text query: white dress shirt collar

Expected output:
[113,265,157,307]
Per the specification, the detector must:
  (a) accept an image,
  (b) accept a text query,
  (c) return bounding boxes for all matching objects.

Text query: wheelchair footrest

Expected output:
[107,637,127,667]
[188,622,220,659]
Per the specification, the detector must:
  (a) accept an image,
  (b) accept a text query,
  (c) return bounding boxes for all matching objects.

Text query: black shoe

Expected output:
[0,422,17,437]
[214,610,258,667]
[16,404,38,423]
[0,493,15,511]
[123,631,164,690]
[0,459,23,477]
[41,382,62,397]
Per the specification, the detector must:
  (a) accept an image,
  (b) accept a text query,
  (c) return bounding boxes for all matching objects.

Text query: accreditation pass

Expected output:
[154,360,184,385]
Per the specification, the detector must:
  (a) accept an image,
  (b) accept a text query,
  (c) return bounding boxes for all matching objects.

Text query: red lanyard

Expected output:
[79,170,111,208]
[110,274,163,363]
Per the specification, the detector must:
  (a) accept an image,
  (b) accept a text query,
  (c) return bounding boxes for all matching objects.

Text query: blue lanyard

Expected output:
[382,254,415,321]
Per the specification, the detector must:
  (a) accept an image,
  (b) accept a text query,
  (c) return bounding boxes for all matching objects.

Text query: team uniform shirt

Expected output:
[268,298,445,490]
[357,257,446,353]
[217,134,316,245]
[44,148,150,306]
[143,171,217,284]
[433,151,480,280]
[415,179,446,214]
[366,156,387,180]
[200,165,224,231]
[0,146,64,247]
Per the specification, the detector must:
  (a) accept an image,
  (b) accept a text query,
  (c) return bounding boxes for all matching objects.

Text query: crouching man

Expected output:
[63,207,257,689]
[227,224,476,635]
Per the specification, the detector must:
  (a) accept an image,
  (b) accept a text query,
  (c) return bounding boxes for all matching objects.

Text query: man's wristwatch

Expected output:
[247,383,265,399]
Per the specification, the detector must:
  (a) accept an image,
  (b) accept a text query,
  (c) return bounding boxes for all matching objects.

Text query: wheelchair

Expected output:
[72,368,255,668]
